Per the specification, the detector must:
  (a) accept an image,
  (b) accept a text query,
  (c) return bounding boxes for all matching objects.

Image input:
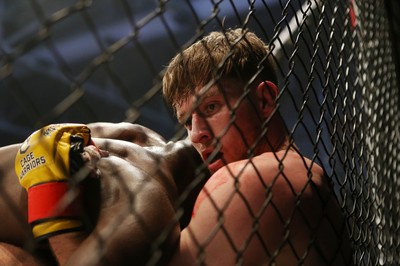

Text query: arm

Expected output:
[61,154,181,266]
[0,144,32,264]
[0,242,43,266]
[61,137,208,265]
[0,123,175,265]
[88,122,166,146]
[0,144,29,244]
[11,124,102,265]
[0,144,60,265]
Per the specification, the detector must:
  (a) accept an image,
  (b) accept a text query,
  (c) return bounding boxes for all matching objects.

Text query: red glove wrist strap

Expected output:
[28,182,82,224]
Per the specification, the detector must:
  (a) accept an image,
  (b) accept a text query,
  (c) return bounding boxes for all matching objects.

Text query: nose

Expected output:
[189,113,212,145]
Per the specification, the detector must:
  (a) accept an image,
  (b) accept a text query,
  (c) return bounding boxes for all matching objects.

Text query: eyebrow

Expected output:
[177,112,187,124]
[176,86,220,123]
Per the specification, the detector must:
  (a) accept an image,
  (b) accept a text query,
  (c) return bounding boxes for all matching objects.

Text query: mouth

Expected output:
[202,150,224,172]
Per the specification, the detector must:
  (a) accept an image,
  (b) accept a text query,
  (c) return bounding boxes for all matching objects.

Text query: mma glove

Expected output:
[15,124,93,240]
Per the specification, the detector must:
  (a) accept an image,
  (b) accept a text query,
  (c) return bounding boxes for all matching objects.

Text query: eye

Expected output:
[202,102,219,116]
[206,103,216,112]
[183,116,192,129]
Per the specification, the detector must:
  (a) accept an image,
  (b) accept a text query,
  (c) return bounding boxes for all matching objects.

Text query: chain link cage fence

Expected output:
[1,0,400,265]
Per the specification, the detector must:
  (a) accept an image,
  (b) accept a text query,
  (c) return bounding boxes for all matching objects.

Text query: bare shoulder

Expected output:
[262,150,325,190]
[227,150,336,229]
[88,122,166,146]
[183,150,349,265]
[215,149,326,197]
[192,149,326,213]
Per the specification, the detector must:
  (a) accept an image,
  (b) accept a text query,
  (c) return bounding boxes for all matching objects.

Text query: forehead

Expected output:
[175,84,220,122]
[175,79,245,122]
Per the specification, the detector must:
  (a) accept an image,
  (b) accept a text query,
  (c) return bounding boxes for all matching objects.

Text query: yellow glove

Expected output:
[15,123,92,240]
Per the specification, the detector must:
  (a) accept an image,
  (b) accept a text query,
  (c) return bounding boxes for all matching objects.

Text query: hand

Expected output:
[80,144,109,178]
[15,123,92,240]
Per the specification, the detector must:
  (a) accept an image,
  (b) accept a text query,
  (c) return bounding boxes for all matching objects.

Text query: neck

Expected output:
[265,113,290,152]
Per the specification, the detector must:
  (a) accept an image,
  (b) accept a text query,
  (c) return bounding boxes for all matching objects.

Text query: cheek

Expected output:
[191,142,203,155]
[230,110,263,145]
[208,111,232,136]
[213,102,262,145]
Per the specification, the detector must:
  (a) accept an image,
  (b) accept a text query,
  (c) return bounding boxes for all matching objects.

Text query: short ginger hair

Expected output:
[162,28,278,112]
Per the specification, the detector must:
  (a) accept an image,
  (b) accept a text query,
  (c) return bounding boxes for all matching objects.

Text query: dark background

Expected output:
[0,0,399,148]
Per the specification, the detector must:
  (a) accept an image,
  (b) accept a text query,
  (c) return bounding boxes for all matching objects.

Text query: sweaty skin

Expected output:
[0,92,352,266]
[166,78,352,265]
[0,122,206,265]
[168,146,352,266]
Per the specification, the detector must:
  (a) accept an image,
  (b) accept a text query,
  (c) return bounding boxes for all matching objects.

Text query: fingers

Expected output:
[81,145,109,178]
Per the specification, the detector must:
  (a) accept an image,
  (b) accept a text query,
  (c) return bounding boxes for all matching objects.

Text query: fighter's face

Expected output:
[176,79,265,173]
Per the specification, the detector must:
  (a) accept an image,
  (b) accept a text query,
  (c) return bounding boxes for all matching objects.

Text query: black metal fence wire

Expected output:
[1,0,399,265]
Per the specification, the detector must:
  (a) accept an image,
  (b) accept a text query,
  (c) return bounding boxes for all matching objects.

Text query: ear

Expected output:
[255,81,279,117]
